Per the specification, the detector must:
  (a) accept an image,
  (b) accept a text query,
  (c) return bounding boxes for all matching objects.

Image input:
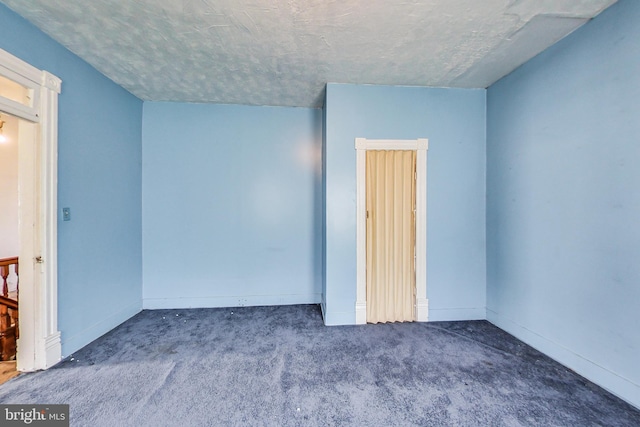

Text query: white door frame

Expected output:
[0,47,61,370]
[355,138,428,324]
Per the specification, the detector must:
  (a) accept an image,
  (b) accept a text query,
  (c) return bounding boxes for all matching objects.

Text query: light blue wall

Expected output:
[487,0,640,408]
[142,102,322,308]
[0,5,143,356]
[324,84,486,325]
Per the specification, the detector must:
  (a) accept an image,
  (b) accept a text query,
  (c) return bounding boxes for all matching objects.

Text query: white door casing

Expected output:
[0,47,61,370]
[355,138,428,324]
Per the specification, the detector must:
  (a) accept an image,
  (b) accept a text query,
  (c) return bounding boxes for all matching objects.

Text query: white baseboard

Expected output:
[44,332,62,369]
[61,301,142,358]
[328,304,483,325]
[143,293,322,310]
[354,298,430,324]
[428,307,486,321]
[487,309,640,410]
[416,298,429,322]
[355,302,366,325]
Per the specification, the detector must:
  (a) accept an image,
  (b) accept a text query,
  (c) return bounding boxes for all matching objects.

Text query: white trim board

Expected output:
[0,47,61,371]
[487,309,640,410]
[0,48,42,122]
[355,138,428,324]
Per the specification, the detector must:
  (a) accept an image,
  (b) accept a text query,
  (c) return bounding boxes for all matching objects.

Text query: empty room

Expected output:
[0,0,638,425]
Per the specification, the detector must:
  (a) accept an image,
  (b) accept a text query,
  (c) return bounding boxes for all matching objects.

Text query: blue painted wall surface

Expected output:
[324,84,486,324]
[142,103,322,308]
[486,0,640,407]
[0,5,143,356]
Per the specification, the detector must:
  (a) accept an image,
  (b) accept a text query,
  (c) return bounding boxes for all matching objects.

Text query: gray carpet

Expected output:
[1,305,638,426]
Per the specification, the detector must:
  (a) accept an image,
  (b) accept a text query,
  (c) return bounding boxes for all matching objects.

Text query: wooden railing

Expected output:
[0,257,18,361]
[0,295,18,361]
[1,257,18,299]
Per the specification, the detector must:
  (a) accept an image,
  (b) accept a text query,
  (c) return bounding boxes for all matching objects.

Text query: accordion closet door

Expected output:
[365,150,416,324]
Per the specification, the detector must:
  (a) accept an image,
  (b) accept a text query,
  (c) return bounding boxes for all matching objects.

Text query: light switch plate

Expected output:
[62,207,71,221]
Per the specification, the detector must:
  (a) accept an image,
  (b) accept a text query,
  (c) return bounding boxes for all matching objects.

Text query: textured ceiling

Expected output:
[1,0,617,108]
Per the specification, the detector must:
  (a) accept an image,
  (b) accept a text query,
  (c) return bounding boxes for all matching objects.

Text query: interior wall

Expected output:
[142,102,323,308]
[486,0,640,408]
[0,114,19,260]
[0,4,143,357]
[324,84,486,325]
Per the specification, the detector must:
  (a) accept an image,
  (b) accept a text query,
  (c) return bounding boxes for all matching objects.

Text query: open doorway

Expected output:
[0,112,40,381]
[0,47,62,374]
[0,112,22,380]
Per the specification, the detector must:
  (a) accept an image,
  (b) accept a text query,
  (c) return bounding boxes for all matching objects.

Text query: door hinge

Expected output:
[35,256,44,263]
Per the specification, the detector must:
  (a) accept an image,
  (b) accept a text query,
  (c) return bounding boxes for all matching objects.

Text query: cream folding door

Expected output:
[365,150,416,323]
